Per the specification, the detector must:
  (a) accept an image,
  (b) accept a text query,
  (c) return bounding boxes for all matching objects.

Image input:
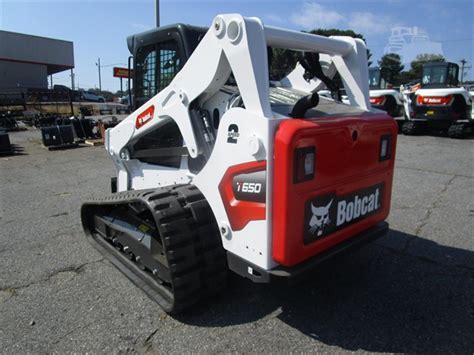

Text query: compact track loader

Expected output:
[368,67,406,120]
[401,62,473,137]
[81,14,397,313]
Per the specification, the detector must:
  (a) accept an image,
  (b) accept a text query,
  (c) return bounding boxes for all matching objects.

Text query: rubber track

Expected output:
[402,121,426,136]
[81,184,228,314]
[447,122,473,138]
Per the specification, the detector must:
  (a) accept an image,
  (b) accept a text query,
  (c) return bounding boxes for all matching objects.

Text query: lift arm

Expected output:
[106,14,370,190]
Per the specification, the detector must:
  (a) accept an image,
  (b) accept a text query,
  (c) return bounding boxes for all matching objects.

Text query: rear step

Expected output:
[81,185,227,314]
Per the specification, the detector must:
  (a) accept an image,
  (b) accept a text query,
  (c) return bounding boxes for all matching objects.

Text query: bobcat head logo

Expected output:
[309,199,333,236]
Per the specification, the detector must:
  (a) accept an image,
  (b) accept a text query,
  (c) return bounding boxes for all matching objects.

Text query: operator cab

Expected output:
[368,67,393,90]
[421,62,459,89]
[127,24,207,110]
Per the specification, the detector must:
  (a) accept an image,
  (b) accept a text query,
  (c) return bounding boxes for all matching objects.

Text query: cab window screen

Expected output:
[160,44,181,89]
[447,65,458,86]
[143,49,158,98]
[422,65,446,86]
[135,40,181,107]
[136,46,158,101]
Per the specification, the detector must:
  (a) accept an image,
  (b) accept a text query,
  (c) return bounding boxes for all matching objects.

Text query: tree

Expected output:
[378,53,404,85]
[309,29,372,67]
[268,28,372,80]
[397,71,418,85]
[410,53,446,79]
[269,48,298,80]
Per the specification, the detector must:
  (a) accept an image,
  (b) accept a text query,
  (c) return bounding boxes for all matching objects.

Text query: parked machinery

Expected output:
[401,62,473,137]
[368,67,406,121]
[41,124,76,148]
[0,111,19,131]
[40,116,97,149]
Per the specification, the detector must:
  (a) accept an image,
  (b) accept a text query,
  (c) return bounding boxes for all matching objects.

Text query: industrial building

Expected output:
[0,30,74,92]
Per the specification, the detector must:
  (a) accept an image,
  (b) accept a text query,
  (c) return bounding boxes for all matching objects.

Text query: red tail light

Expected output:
[370,96,386,106]
[416,95,453,106]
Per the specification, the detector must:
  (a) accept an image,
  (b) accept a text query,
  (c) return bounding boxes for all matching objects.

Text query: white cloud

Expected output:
[287,1,399,36]
[348,12,392,34]
[290,1,344,29]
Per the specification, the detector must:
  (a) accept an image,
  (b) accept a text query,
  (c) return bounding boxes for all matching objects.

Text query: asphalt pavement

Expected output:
[0,129,473,353]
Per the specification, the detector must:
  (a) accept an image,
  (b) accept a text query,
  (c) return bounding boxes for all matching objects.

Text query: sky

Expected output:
[1,0,472,91]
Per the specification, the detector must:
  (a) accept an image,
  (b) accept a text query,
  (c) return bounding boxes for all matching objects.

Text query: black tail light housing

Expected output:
[379,135,391,161]
[294,146,315,183]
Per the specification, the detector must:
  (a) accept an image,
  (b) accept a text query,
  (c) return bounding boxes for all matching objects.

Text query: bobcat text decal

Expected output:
[304,183,384,244]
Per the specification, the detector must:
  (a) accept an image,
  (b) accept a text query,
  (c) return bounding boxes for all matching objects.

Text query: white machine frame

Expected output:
[105,14,370,270]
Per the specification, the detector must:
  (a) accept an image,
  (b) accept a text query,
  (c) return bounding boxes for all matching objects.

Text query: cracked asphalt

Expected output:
[1,129,473,353]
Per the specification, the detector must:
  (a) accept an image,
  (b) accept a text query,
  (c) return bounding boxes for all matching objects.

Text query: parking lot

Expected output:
[0,129,473,353]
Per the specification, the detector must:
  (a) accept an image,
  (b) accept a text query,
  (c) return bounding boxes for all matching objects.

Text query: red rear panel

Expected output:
[272,113,397,267]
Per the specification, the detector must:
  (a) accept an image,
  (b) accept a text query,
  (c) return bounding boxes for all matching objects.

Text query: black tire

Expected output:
[81,184,228,314]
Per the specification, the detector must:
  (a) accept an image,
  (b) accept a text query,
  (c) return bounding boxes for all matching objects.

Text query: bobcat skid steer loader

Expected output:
[368,67,407,121]
[401,62,473,137]
[81,14,397,313]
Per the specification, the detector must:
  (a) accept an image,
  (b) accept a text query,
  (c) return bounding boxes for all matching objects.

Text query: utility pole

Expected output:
[155,0,160,27]
[70,69,75,91]
[459,59,467,84]
[96,58,102,92]
[50,75,53,89]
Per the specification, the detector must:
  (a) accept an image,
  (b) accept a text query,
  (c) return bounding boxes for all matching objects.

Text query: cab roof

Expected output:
[126,23,207,56]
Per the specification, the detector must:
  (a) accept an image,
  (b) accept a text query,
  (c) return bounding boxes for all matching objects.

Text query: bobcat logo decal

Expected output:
[308,199,333,236]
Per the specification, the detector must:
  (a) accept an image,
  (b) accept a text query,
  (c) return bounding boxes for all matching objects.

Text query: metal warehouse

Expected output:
[0,30,74,92]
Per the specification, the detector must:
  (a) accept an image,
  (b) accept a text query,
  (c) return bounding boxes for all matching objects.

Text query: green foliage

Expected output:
[269,48,298,80]
[309,28,363,38]
[409,53,446,79]
[268,28,372,81]
[397,71,419,85]
[310,29,372,67]
[394,53,447,85]
[378,53,404,85]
